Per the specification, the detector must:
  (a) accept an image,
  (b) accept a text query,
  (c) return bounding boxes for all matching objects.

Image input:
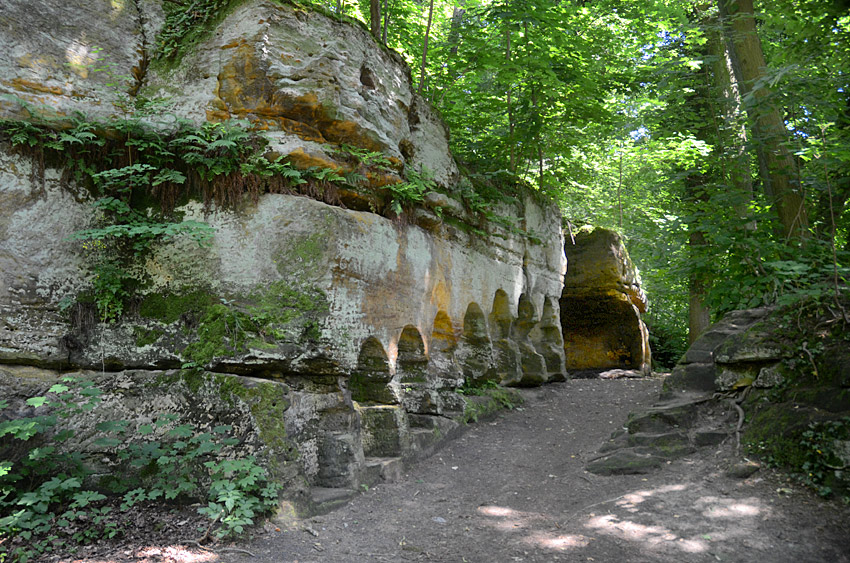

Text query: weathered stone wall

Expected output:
[0,0,567,510]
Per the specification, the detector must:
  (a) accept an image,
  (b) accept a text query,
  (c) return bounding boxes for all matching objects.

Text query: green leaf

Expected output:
[167,424,194,438]
[25,397,49,408]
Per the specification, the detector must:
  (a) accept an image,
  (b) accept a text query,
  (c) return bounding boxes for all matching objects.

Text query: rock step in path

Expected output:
[585,308,772,476]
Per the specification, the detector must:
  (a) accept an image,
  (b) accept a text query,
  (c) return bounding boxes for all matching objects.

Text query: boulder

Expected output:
[560,227,650,374]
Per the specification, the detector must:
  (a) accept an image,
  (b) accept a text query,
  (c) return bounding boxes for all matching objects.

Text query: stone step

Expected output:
[626,430,689,448]
[586,447,667,475]
[661,363,718,395]
[308,487,358,516]
[626,404,697,433]
[364,456,404,483]
[411,427,442,455]
[693,428,729,447]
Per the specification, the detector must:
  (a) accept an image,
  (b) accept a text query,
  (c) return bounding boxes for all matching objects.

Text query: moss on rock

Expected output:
[139,291,215,324]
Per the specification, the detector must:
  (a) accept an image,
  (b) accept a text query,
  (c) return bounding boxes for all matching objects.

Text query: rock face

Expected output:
[0,0,567,512]
[0,0,457,189]
[560,227,650,375]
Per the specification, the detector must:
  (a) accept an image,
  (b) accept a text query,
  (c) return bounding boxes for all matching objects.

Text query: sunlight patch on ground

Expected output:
[695,496,763,518]
[477,505,589,552]
[585,514,708,553]
[478,505,515,517]
[616,484,688,511]
[136,545,218,562]
[522,531,592,550]
[77,545,219,563]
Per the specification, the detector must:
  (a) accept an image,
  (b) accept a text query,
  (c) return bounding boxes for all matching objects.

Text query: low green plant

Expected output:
[0,378,107,561]
[0,377,282,560]
[155,0,235,63]
[386,168,434,215]
[457,380,521,423]
[798,418,850,501]
[332,144,394,171]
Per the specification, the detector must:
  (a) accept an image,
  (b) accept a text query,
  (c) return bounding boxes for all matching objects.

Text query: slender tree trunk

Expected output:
[524,21,544,189]
[370,0,381,40]
[719,0,809,239]
[689,230,712,344]
[505,25,514,172]
[617,150,623,229]
[814,92,850,240]
[418,0,435,95]
[685,6,717,343]
[383,0,397,45]
[448,5,466,55]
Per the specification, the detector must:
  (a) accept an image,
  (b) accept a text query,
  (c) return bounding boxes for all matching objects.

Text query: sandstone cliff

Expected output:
[0,0,568,510]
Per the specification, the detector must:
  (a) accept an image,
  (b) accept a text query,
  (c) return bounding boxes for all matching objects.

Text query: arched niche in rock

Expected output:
[488,290,522,385]
[397,324,439,414]
[429,310,461,380]
[489,289,514,340]
[462,302,490,344]
[530,296,567,381]
[456,302,497,385]
[397,324,429,384]
[350,336,395,404]
[431,310,457,355]
[511,292,548,386]
[513,293,538,340]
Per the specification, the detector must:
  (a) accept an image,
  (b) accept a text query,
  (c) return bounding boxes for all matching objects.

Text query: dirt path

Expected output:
[204,378,847,563]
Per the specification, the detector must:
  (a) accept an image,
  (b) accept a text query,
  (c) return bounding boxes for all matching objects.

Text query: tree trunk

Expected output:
[688,231,712,344]
[685,6,717,343]
[382,0,393,45]
[707,12,753,220]
[719,0,809,239]
[418,0,435,95]
[370,0,381,40]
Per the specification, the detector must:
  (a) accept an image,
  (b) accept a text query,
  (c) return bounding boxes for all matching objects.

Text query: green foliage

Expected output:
[332,144,395,172]
[749,412,850,503]
[457,380,522,423]
[386,168,434,215]
[798,418,850,500]
[155,0,238,63]
[0,378,280,560]
[0,378,108,560]
[199,458,281,538]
